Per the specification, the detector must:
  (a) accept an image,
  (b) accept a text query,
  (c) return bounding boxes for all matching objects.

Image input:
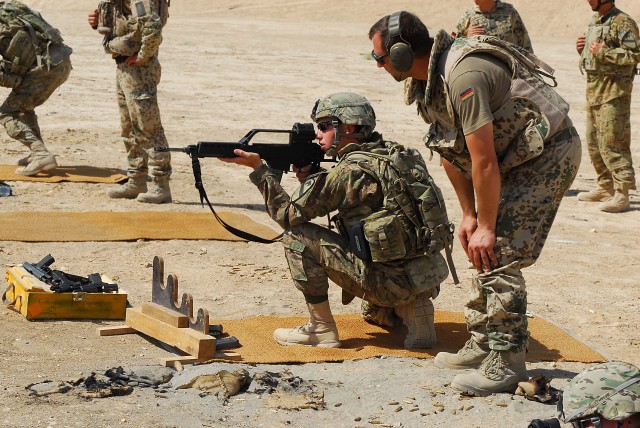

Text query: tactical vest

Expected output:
[458,2,523,47]
[580,8,637,77]
[413,31,570,176]
[98,0,169,56]
[0,0,70,75]
[341,142,456,280]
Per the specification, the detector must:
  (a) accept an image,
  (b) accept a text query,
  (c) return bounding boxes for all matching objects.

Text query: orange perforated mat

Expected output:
[210,312,606,364]
[0,211,279,242]
[0,165,127,183]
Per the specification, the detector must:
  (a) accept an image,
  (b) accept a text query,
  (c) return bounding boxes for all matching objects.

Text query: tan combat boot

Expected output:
[577,186,614,202]
[434,338,490,370]
[450,350,528,396]
[273,301,341,348]
[106,177,147,199]
[599,189,630,213]
[362,300,401,328]
[395,293,436,349]
[15,152,58,176]
[136,180,172,204]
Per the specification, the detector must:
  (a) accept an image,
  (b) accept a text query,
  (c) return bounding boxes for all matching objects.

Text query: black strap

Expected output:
[189,154,283,244]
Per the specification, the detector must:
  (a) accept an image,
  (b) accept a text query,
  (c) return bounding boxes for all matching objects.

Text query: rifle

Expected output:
[157,123,335,244]
[23,254,119,293]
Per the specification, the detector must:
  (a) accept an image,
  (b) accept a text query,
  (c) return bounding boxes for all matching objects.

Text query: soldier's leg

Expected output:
[578,104,614,202]
[106,65,149,198]
[598,96,635,213]
[117,58,171,203]
[1,58,71,175]
[451,131,581,395]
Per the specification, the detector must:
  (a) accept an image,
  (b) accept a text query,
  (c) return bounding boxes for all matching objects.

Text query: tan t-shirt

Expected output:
[447,53,512,135]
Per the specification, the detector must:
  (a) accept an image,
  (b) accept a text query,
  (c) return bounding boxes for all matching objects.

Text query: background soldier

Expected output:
[220,93,451,350]
[453,0,533,53]
[369,11,581,396]
[576,0,639,213]
[88,0,172,203]
[0,0,72,176]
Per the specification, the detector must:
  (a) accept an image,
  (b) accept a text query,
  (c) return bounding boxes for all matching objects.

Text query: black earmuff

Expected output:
[388,11,414,72]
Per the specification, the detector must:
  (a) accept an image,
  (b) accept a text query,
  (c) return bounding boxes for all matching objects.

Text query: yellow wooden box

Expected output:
[3,266,127,320]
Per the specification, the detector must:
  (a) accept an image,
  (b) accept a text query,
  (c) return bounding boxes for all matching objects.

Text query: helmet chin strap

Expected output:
[325,119,367,158]
[593,0,613,11]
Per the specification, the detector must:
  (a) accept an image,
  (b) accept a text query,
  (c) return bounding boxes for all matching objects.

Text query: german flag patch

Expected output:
[460,88,475,101]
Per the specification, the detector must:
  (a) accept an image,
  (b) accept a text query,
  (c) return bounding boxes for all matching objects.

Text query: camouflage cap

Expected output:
[310,92,376,130]
[561,361,640,422]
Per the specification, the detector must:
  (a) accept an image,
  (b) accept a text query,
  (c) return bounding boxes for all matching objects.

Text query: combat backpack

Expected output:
[344,143,458,283]
[0,1,68,74]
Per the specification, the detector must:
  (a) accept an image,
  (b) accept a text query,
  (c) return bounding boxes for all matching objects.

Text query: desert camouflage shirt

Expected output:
[249,137,386,233]
[580,7,640,105]
[453,0,533,53]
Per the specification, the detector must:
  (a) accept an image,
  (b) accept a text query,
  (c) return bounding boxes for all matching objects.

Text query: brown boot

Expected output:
[395,293,436,349]
[136,180,172,204]
[273,301,341,348]
[577,187,614,202]
[434,338,490,370]
[106,177,147,199]
[450,350,528,396]
[15,152,57,176]
[599,189,630,213]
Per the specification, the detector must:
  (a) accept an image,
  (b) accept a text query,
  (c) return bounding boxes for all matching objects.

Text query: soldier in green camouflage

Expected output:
[370,11,581,396]
[559,361,640,428]
[219,92,450,350]
[576,0,639,213]
[0,1,72,176]
[453,0,533,53]
[88,0,172,203]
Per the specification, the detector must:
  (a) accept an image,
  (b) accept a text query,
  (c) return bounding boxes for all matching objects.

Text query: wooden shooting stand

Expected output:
[97,256,240,367]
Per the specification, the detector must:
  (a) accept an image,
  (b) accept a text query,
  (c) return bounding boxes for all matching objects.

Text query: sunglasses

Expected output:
[371,50,389,65]
[317,121,334,132]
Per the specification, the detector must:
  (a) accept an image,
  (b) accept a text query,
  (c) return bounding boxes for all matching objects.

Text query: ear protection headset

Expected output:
[387,11,414,72]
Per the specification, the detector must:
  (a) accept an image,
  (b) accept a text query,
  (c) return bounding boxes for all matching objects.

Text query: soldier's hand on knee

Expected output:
[88,10,98,29]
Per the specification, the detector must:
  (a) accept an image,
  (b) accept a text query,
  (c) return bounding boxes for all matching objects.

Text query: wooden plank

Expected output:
[161,352,242,367]
[96,325,137,336]
[125,307,216,359]
[140,302,188,328]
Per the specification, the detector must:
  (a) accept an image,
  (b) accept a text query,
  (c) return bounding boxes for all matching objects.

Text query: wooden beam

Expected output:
[125,307,216,359]
[140,302,189,328]
[162,352,242,367]
[96,325,137,336]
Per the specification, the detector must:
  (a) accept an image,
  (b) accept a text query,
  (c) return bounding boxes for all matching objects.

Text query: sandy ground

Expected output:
[0,1,639,427]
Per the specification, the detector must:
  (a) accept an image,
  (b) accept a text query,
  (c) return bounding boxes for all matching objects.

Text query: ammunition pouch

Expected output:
[4,29,36,75]
[360,210,411,263]
[0,71,22,89]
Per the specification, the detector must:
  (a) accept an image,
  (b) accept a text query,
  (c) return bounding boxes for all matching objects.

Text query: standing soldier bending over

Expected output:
[88,0,172,203]
[576,0,639,213]
[0,1,72,176]
[220,93,453,350]
[453,0,533,53]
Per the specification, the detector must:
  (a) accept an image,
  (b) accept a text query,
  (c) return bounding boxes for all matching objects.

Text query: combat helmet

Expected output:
[310,92,376,156]
[560,361,640,423]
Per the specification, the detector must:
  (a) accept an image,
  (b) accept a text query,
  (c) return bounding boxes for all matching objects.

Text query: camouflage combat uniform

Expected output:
[406,31,581,353]
[580,6,639,192]
[453,0,533,53]
[248,136,448,308]
[0,1,72,155]
[102,0,170,184]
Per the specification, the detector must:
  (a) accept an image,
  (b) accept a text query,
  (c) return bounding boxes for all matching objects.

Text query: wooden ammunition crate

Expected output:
[3,266,127,320]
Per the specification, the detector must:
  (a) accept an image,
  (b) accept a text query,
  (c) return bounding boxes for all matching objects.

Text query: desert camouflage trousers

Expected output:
[586,95,636,191]
[465,129,582,353]
[0,57,72,149]
[116,56,171,181]
[282,222,446,307]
